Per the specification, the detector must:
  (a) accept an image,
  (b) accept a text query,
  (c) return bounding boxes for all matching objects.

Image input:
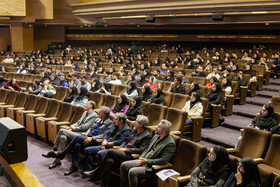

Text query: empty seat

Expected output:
[48,105,85,142]
[162,91,173,107]
[166,107,188,133]
[147,103,168,127]
[24,74,34,82]
[232,80,247,105]
[6,94,38,120]
[142,101,150,116]
[227,127,271,161]
[90,92,105,109]
[271,96,280,113]
[170,94,190,109]
[103,95,117,109]
[0,91,21,117]
[115,84,128,96]
[0,89,9,105]
[55,86,68,101]
[35,99,62,138]
[162,81,172,92]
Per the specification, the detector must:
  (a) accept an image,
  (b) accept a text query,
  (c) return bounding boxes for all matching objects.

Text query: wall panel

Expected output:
[0,27,10,51]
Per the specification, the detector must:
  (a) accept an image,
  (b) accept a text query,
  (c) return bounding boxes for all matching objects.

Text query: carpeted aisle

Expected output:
[24,135,98,187]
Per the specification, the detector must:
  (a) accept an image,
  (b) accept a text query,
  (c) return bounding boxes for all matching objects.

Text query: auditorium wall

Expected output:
[0,27,10,51]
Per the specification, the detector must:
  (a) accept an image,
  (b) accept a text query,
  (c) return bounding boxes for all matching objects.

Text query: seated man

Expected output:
[50,106,114,175]
[83,116,152,186]
[168,76,186,94]
[77,75,91,91]
[38,79,57,98]
[28,80,43,95]
[42,101,99,169]
[120,119,176,187]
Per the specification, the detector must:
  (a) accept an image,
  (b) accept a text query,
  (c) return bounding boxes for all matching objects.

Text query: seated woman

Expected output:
[126,96,144,121]
[136,74,147,88]
[4,78,24,91]
[206,76,219,89]
[71,87,89,106]
[123,75,135,85]
[221,78,232,96]
[224,157,261,187]
[244,64,257,83]
[186,145,230,187]
[110,94,129,116]
[206,82,222,111]
[140,85,152,102]
[149,88,165,105]
[182,92,203,125]
[16,64,27,74]
[96,83,112,95]
[187,82,200,96]
[145,76,159,90]
[124,81,138,99]
[90,77,101,92]
[64,85,78,103]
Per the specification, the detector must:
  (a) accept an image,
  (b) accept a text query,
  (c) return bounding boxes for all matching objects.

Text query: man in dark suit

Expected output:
[120,119,176,187]
[83,115,152,186]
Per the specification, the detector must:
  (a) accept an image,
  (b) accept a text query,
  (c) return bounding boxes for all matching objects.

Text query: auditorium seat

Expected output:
[0,89,10,105]
[162,81,172,92]
[170,94,190,109]
[273,175,280,187]
[103,95,117,109]
[227,127,271,161]
[6,94,38,120]
[15,73,25,81]
[271,96,280,113]
[162,91,173,107]
[89,92,105,109]
[48,105,85,142]
[47,103,75,142]
[252,65,265,90]
[24,74,34,82]
[232,81,247,105]
[156,138,207,187]
[147,103,168,127]
[166,107,188,133]
[0,91,24,117]
[35,99,61,139]
[199,85,208,98]
[203,100,221,128]
[54,86,67,101]
[222,89,234,116]
[142,101,150,116]
[192,77,207,86]
[157,80,164,90]
[114,84,128,96]
[108,83,117,95]
[244,74,257,97]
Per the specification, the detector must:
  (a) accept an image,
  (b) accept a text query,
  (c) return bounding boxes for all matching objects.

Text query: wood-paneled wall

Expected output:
[0,27,10,51]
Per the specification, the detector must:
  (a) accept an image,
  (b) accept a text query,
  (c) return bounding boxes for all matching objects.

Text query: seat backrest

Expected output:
[56,102,74,122]
[142,101,150,116]
[162,91,173,107]
[44,99,61,117]
[34,96,50,114]
[200,85,208,98]
[237,127,271,159]
[147,103,168,126]
[170,94,190,109]
[163,81,172,92]
[253,65,265,75]
[70,105,85,124]
[172,139,207,175]
[271,96,280,113]
[108,83,117,95]
[264,134,280,169]
[243,74,251,86]
[166,107,188,132]
[55,86,68,101]
[200,98,208,117]
[0,89,9,103]
[104,95,117,109]
[192,77,207,86]
[23,94,38,110]
[14,92,28,107]
[15,73,24,81]
[24,74,34,82]
[4,91,18,105]
[231,81,238,95]
[18,81,29,89]
[90,92,105,109]
[115,84,128,96]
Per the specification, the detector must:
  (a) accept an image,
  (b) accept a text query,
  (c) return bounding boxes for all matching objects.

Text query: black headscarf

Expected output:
[64,86,78,103]
[0,76,7,87]
[126,96,144,121]
[239,157,261,187]
[141,85,152,101]
[8,78,16,87]
[113,94,129,113]
[221,78,232,90]
[244,65,256,77]
[19,65,26,73]
[126,81,138,95]
[90,78,101,92]
[75,87,88,101]
[190,92,201,109]
[136,74,147,87]
[206,82,222,103]
[151,88,165,105]
[252,104,277,131]
[187,82,200,96]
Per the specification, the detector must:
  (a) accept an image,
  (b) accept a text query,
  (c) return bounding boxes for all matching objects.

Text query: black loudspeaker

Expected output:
[212,14,224,21]
[0,117,27,164]
[146,17,155,23]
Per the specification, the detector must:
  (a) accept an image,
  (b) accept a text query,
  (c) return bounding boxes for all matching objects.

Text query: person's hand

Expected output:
[83,137,92,146]
[235,171,242,184]
[28,86,32,91]
[118,148,126,152]
[44,85,48,90]
[170,82,175,87]
[102,141,108,146]
[101,145,106,150]
[136,158,147,166]
[9,87,14,91]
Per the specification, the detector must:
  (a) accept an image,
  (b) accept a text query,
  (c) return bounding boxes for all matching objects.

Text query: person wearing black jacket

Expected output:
[28,80,42,95]
[206,82,222,111]
[150,88,165,105]
[140,85,152,102]
[83,115,152,186]
[136,74,147,88]
[168,76,186,94]
[163,70,175,82]
[235,70,247,92]
[28,65,40,74]
[126,96,144,121]
[187,82,200,96]
[64,86,78,103]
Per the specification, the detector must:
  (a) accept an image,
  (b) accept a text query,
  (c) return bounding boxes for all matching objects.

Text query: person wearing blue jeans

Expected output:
[84,112,131,171]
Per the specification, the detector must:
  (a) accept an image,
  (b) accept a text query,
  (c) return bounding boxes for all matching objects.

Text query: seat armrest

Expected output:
[131,154,140,159]
[240,86,248,89]
[171,175,191,182]
[32,114,46,117]
[60,125,70,130]
[22,110,35,113]
[240,129,244,132]
[11,107,24,110]
[113,146,120,149]
[211,104,221,107]
[170,131,182,136]
[152,163,172,170]
[96,139,103,143]
[41,117,57,121]
[226,148,237,153]
[51,121,70,125]
[254,158,264,164]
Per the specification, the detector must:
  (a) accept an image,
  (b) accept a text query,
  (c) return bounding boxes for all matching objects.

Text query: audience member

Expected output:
[77,75,91,91]
[57,74,69,87]
[168,76,186,94]
[124,81,139,99]
[28,80,42,95]
[140,85,152,102]
[71,87,89,106]
[150,88,165,105]
[4,78,24,91]
[187,82,200,96]
[64,86,78,103]
[126,96,144,121]
[110,94,130,115]
[182,92,203,125]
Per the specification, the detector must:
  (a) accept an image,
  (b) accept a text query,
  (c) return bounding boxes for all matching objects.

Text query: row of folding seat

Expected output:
[0,72,41,82]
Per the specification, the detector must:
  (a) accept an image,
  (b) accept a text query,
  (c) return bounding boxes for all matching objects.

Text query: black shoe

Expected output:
[49,159,61,169]
[82,168,100,179]
[64,167,78,176]
[56,151,66,160]
[42,151,57,158]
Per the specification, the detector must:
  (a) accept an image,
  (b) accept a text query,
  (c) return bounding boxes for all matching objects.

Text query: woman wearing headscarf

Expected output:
[16,64,27,74]
[251,104,277,131]
[64,86,78,103]
[4,78,23,91]
[28,65,40,74]
[145,76,159,90]
[136,74,147,88]
[182,92,203,125]
[187,82,200,96]
[71,87,89,106]
[206,82,222,111]
[124,81,139,99]
[90,78,101,92]
[186,146,230,187]
[206,76,219,89]
[97,83,112,95]
[0,76,7,87]
[244,64,257,83]
[126,96,144,121]
[150,88,165,105]
[163,70,175,82]
[221,78,232,96]
[140,85,152,102]
[123,75,135,85]
[224,157,261,187]
[110,94,129,115]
